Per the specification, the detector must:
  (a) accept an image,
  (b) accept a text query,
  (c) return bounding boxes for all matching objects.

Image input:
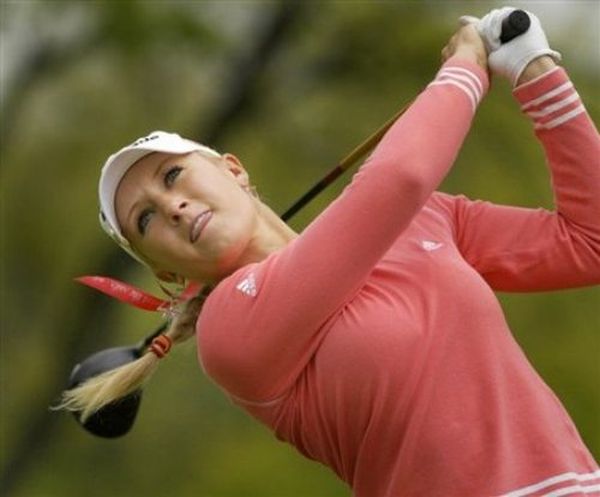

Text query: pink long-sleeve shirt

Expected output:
[197,57,600,496]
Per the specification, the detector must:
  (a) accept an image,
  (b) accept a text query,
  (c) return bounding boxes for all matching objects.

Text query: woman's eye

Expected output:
[137,209,153,235]
[164,166,182,186]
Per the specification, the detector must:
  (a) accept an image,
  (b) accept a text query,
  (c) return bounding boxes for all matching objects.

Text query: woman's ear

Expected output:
[222,153,250,188]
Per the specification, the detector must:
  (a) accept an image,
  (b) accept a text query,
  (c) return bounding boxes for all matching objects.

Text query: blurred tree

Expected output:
[0,1,217,150]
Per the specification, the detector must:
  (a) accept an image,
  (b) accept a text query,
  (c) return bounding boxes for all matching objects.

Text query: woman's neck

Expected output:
[236,199,299,267]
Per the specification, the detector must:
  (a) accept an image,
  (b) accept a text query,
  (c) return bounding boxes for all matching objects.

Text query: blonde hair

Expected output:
[54,287,211,422]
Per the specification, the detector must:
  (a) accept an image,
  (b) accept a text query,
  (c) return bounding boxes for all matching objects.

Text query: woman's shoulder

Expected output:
[195,260,265,387]
[195,247,297,401]
[196,246,285,345]
[200,262,265,328]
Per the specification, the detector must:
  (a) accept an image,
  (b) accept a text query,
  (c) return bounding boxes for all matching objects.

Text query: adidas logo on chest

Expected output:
[421,240,444,251]
[236,273,257,297]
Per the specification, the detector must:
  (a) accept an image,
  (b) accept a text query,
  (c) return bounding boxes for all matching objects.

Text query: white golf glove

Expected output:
[460,7,561,87]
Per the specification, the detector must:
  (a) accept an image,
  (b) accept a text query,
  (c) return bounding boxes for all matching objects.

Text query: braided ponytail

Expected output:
[54,287,211,422]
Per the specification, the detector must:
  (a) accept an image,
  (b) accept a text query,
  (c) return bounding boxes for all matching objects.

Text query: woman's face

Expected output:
[115,151,257,283]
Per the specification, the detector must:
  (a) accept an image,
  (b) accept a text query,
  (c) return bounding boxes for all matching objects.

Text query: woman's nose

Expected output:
[168,200,188,224]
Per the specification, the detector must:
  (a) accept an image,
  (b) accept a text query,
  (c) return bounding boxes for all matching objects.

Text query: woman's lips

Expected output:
[190,210,212,243]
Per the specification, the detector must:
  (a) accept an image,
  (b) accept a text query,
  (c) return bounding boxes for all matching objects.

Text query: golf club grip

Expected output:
[500,10,531,44]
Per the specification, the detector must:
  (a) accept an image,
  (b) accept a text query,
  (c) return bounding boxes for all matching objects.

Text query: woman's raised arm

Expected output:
[198,27,491,403]
[432,62,600,292]
[431,10,600,291]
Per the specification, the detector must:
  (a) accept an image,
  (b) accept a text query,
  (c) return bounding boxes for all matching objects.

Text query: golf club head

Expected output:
[68,345,143,438]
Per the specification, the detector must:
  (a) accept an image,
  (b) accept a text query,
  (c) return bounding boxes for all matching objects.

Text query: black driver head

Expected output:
[68,345,143,438]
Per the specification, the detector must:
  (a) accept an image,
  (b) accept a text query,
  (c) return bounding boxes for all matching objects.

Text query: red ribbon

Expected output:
[76,275,195,312]
[75,276,167,311]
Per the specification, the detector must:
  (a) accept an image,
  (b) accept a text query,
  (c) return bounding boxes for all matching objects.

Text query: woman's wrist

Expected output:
[441,24,488,72]
[453,46,488,72]
[516,56,557,86]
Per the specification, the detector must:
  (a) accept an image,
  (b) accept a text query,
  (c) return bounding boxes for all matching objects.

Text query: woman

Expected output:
[59,8,600,497]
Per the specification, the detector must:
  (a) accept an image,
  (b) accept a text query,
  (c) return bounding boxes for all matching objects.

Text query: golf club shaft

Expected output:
[281,103,411,222]
[281,9,530,222]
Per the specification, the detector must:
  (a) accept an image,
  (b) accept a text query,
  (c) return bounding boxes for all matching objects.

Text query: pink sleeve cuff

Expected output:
[513,66,564,103]
[444,56,490,95]
[427,56,490,113]
[513,67,585,131]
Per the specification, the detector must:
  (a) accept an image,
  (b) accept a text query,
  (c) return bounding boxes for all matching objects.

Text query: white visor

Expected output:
[98,130,221,263]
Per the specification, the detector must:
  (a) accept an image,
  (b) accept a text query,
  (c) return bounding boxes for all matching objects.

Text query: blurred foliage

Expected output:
[1,1,598,497]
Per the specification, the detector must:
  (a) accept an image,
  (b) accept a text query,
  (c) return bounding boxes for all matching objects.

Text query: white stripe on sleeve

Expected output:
[426,65,485,113]
[526,92,580,119]
[543,482,600,497]
[438,66,484,96]
[437,72,481,103]
[427,80,477,112]
[534,104,586,130]
[521,81,573,111]
[497,470,600,497]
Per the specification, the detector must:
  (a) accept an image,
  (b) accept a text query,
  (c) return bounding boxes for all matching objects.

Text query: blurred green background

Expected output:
[1,1,598,496]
